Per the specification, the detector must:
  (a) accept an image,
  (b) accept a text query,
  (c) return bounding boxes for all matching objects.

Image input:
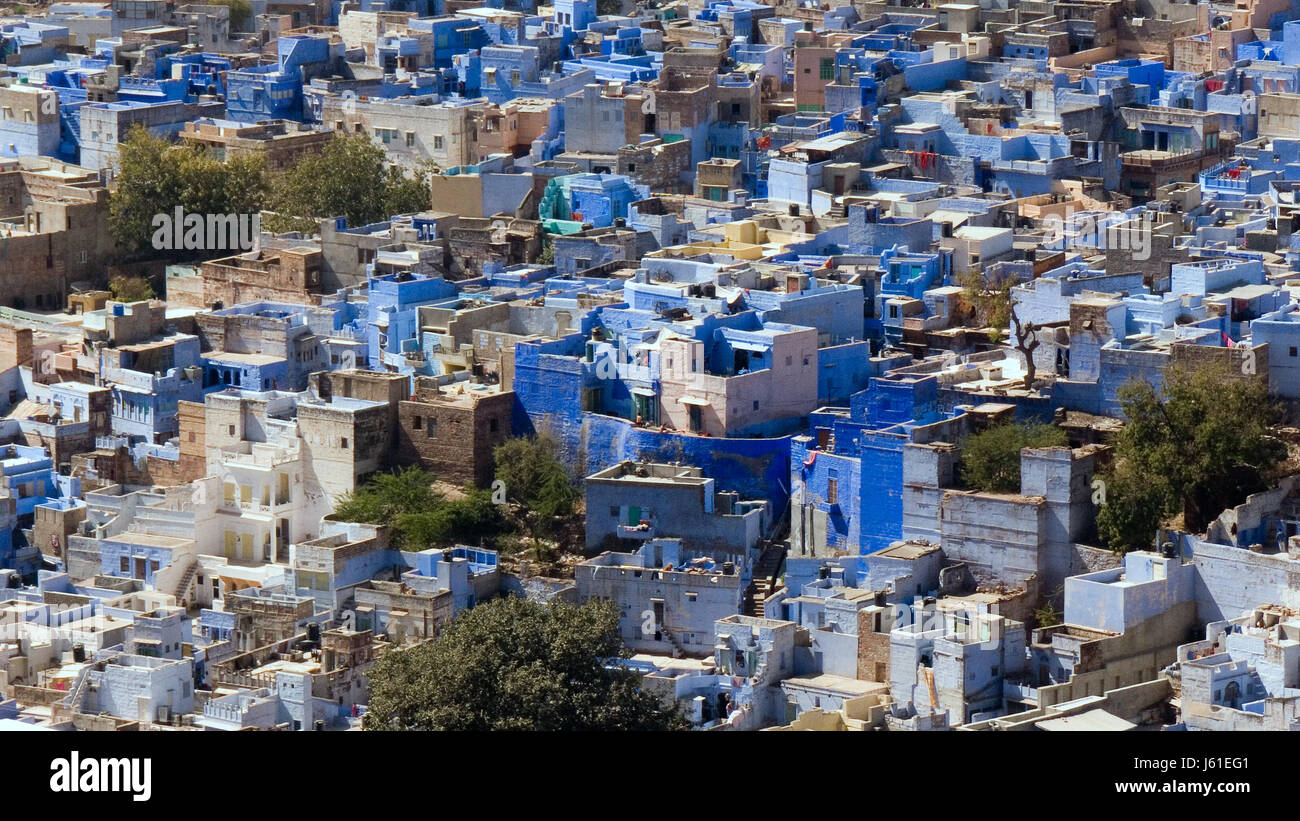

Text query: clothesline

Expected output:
[905,149,937,170]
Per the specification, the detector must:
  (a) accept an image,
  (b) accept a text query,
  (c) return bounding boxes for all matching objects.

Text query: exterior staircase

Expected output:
[663,628,686,659]
[63,661,100,715]
[172,561,199,608]
[744,541,788,617]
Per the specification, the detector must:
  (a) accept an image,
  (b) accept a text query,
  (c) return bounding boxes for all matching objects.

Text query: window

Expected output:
[427,418,436,437]
[1290,347,1297,357]
[610,506,619,517]
[340,437,349,449]
[489,418,499,433]
[414,416,422,429]
[827,478,838,505]
[752,400,759,411]
[228,425,235,436]
[120,556,129,573]
[405,131,415,147]
[819,58,834,81]
[434,135,444,150]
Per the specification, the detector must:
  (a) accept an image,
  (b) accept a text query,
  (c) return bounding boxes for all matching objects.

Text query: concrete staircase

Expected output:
[663,628,686,659]
[172,561,199,608]
[744,541,787,617]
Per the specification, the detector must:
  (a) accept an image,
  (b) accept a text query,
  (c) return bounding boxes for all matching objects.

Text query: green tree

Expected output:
[364,596,687,731]
[494,434,577,526]
[109,128,182,257]
[333,466,439,525]
[108,126,268,259]
[960,422,1068,493]
[1097,363,1286,553]
[333,467,507,550]
[536,236,555,265]
[264,135,431,234]
[108,275,155,303]
[957,267,1013,343]
[1035,600,1061,628]
[384,158,438,217]
[400,489,506,548]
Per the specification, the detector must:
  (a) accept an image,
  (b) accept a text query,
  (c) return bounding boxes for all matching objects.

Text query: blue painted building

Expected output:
[790,375,967,557]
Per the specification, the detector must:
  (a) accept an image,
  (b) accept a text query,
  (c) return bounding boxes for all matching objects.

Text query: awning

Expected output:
[630,387,656,396]
[680,396,710,406]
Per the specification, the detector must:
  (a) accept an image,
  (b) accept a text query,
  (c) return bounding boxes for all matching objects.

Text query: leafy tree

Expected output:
[108,275,155,303]
[957,267,1013,343]
[400,489,506,548]
[1035,584,1065,629]
[384,158,439,217]
[960,422,1068,493]
[364,596,687,731]
[264,135,431,234]
[108,126,267,259]
[494,434,577,527]
[596,0,622,15]
[1097,363,1286,553]
[1094,468,1168,555]
[333,466,507,550]
[1035,600,1061,628]
[109,128,178,256]
[536,236,554,265]
[334,466,440,526]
